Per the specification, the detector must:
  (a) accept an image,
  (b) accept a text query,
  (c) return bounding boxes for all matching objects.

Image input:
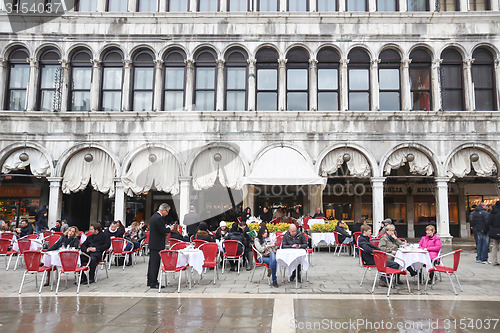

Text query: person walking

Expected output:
[147,203,172,289]
[470,202,491,264]
[489,201,500,266]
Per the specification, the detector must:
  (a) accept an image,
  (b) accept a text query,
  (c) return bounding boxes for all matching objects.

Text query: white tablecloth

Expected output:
[42,250,81,268]
[177,249,205,274]
[311,233,336,247]
[307,219,325,227]
[12,239,43,252]
[276,248,309,278]
[395,250,433,272]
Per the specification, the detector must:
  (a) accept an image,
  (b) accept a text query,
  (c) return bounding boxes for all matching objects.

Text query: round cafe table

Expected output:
[395,248,432,290]
[177,248,205,289]
[276,248,309,289]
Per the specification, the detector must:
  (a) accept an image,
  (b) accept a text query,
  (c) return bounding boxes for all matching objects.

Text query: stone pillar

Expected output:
[429,0,436,11]
[159,0,167,11]
[401,58,411,111]
[459,0,467,11]
[89,190,100,223]
[495,59,500,112]
[122,59,132,111]
[145,193,153,224]
[114,179,126,223]
[309,59,318,111]
[463,59,474,111]
[90,59,102,111]
[278,58,287,111]
[247,58,256,111]
[368,0,376,11]
[190,0,197,11]
[153,59,164,111]
[280,0,286,10]
[59,59,70,112]
[97,0,106,11]
[339,58,349,111]
[338,0,345,11]
[128,0,136,11]
[371,177,385,236]
[435,177,452,244]
[399,0,407,11]
[370,59,380,111]
[179,177,192,231]
[47,177,62,228]
[220,0,227,11]
[216,59,225,110]
[243,185,255,213]
[0,58,7,111]
[26,58,39,111]
[491,0,499,10]
[458,183,468,237]
[406,185,415,238]
[354,193,362,222]
[184,59,195,110]
[309,0,317,11]
[309,185,323,216]
[432,59,442,111]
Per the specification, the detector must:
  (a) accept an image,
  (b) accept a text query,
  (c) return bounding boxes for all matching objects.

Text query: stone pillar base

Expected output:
[439,235,453,245]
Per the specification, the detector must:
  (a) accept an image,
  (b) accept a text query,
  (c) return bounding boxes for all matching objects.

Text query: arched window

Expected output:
[289,0,308,10]
[163,49,186,111]
[317,0,338,11]
[286,48,309,111]
[258,0,279,10]
[469,0,490,10]
[225,49,248,111]
[168,0,189,11]
[346,0,367,11]
[138,0,158,11]
[440,49,464,111]
[107,0,128,11]
[472,48,496,111]
[437,0,459,10]
[379,49,401,111]
[377,0,398,10]
[317,48,339,111]
[256,48,278,111]
[198,0,218,11]
[348,48,370,111]
[194,50,216,111]
[228,0,248,11]
[5,48,29,111]
[75,0,98,11]
[410,48,432,111]
[132,50,155,111]
[38,49,61,112]
[407,0,429,10]
[69,49,92,111]
[100,49,124,111]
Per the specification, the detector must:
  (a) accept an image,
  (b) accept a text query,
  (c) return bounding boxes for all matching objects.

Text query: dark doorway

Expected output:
[62,186,92,231]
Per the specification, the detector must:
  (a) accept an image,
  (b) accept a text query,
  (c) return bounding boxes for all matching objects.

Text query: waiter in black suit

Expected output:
[147,203,172,288]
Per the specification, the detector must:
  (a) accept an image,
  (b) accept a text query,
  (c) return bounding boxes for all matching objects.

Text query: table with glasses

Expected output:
[276,248,309,288]
[395,247,432,290]
[177,248,205,289]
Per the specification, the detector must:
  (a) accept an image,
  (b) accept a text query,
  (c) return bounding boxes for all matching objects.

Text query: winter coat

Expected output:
[418,234,442,261]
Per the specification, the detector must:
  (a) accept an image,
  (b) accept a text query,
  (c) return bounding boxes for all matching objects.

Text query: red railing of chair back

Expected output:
[373,250,388,273]
[275,235,284,247]
[47,234,61,248]
[144,232,149,245]
[23,251,43,272]
[160,250,179,271]
[200,243,218,264]
[26,234,38,240]
[111,238,126,254]
[178,226,183,235]
[276,231,284,237]
[237,217,242,223]
[85,231,93,237]
[170,242,189,251]
[273,217,281,224]
[353,232,361,244]
[223,240,243,257]
[302,217,311,229]
[59,250,79,272]
[193,239,207,249]
[43,230,52,238]
[0,238,11,254]
[333,231,340,245]
[452,249,462,271]
[251,245,260,263]
[0,232,15,240]
[18,239,32,254]
[53,232,63,237]
[370,239,380,248]
[169,238,179,248]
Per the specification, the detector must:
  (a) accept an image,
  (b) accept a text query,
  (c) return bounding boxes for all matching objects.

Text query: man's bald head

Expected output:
[288,223,297,236]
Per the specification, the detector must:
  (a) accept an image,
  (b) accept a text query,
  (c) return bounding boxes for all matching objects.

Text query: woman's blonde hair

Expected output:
[385,224,395,231]
[64,226,80,238]
[131,222,139,230]
[425,225,435,233]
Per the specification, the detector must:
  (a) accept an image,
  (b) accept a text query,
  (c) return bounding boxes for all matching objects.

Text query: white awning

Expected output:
[320,148,371,177]
[384,149,434,176]
[1,148,51,176]
[192,148,245,191]
[447,148,497,178]
[242,147,326,186]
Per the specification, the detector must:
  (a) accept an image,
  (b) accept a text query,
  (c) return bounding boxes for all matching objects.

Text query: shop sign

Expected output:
[0,186,41,197]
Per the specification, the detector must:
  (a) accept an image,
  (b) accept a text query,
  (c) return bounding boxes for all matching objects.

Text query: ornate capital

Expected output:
[402,58,412,68]
[463,58,474,68]
[308,59,318,68]
[0,58,7,68]
[495,58,500,68]
[59,59,70,69]
[91,59,102,68]
[432,59,443,69]
[27,58,39,67]
[370,59,381,68]
[154,59,164,68]
[216,59,225,68]
[340,58,350,66]
[278,58,287,68]
[247,58,256,68]
[184,59,195,69]
[122,59,132,68]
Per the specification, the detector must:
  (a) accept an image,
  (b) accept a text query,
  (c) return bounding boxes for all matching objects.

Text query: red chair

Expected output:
[159,250,187,293]
[0,238,16,270]
[42,230,52,238]
[276,231,284,237]
[108,238,134,270]
[14,239,33,270]
[53,232,63,237]
[199,242,219,284]
[221,240,244,274]
[85,231,93,237]
[355,244,376,286]
[275,235,284,248]
[169,238,180,249]
[272,217,281,224]
[302,217,311,230]
[25,234,38,240]
[141,232,150,255]
[304,234,314,265]
[425,249,463,295]
[353,232,362,258]
[371,250,410,297]
[333,231,352,256]
[193,239,207,249]
[237,217,242,223]
[44,234,61,251]
[249,245,270,285]
[18,251,53,294]
[0,232,16,240]
[94,250,109,282]
[370,238,380,248]
[56,250,90,295]
[170,242,189,251]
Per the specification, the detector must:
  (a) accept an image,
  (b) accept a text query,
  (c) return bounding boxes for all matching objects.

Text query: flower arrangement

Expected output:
[225,222,295,233]
[311,220,339,233]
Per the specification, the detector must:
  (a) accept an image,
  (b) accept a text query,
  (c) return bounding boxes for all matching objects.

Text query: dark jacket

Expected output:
[50,225,61,232]
[48,235,80,251]
[358,234,381,266]
[184,212,201,237]
[312,212,325,219]
[227,226,251,253]
[260,211,273,223]
[35,215,48,230]
[334,225,351,244]
[104,228,125,239]
[169,232,188,242]
[351,222,363,233]
[471,205,490,234]
[18,224,34,238]
[489,205,500,239]
[148,212,171,251]
[81,231,111,255]
[194,230,215,242]
[281,230,307,249]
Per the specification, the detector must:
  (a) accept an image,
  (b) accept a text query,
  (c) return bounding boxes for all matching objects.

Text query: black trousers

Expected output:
[80,252,102,281]
[147,249,161,286]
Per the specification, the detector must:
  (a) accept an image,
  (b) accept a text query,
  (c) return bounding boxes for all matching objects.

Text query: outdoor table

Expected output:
[311,233,336,251]
[42,249,81,268]
[12,238,43,252]
[395,248,432,290]
[177,248,205,289]
[276,248,309,289]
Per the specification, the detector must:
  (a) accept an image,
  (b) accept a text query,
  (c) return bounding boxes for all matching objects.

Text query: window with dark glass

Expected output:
[317,0,337,11]
[348,48,370,111]
[198,0,218,11]
[469,0,490,10]
[100,50,123,111]
[286,48,309,111]
[346,0,367,11]
[228,0,248,11]
[107,0,128,11]
[437,0,459,10]
[5,48,29,111]
[225,49,247,111]
[289,0,308,10]
[163,50,185,111]
[138,0,157,11]
[75,0,98,11]
[258,0,279,10]
[379,49,401,111]
[377,0,398,11]
[317,48,339,111]
[132,50,154,111]
[69,49,92,111]
[38,49,61,112]
[440,49,464,111]
[168,0,189,11]
[256,47,278,111]
[472,48,496,111]
[409,48,432,111]
[407,0,429,10]
[195,50,216,111]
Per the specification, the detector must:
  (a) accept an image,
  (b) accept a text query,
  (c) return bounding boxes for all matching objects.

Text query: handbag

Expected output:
[262,245,278,257]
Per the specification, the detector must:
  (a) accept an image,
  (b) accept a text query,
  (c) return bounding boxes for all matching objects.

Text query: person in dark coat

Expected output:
[147,203,172,288]
[50,220,62,233]
[241,207,252,223]
[80,223,111,284]
[351,218,364,233]
[227,221,253,271]
[48,226,80,251]
[193,222,215,242]
[16,220,33,238]
[184,206,201,240]
[169,222,188,242]
[470,202,490,263]
[281,224,307,282]
[35,210,48,234]
[104,221,125,239]
[260,207,273,223]
[489,201,500,266]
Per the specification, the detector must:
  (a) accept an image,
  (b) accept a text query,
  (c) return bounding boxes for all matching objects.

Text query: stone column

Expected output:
[371,177,385,236]
[463,59,474,111]
[179,177,192,230]
[97,0,106,11]
[308,185,323,217]
[278,58,287,111]
[370,59,380,111]
[247,58,256,111]
[354,193,362,222]
[491,0,499,10]
[399,0,407,11]
[59,59,70,112]
[401,58,411,111]
[122,59,132,111]
[220,0,227,11]
[280,0,286,11]
[216,59,225,110]
[309,59,318,111]
[159,0,167,11]
[184,59,195,110]
[339,58,349,111]
[89,190,100,223]
[495,59,500,112]
[458,183,468,237]
[431,59,442,111]
[459,0,467,11]
[90,59,102,111]
[153,59,164,111]
[0,58,7,111]
[309,0,317,11]
[26,58,39,111]
[47,177,62,228]
[368,0,376,11]
[406,185,415,238]
[190,0,197,11]
[435,177,452,244]
[338,0,345,11]
[242,185,255,213]
[128,0,137,11]
[429,0,436,11]
[114,179,126,223]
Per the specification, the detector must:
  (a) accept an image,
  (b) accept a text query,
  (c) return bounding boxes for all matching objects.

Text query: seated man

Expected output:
[281,224,307,282]
[50,220,62,233]
[80,223,111,284]
[312,207,325,219]
[16,220,34,238]
[358,224,402,287]
[334,220,353,255]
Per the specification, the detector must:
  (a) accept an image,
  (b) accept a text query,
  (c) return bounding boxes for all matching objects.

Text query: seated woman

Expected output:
[193,222,215,242]
[215,221,229,240]
[48,226,80,251]
[418,225,442,281]
[254,227,279,287]
[169,222,188,242]
[123,222,145,266]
